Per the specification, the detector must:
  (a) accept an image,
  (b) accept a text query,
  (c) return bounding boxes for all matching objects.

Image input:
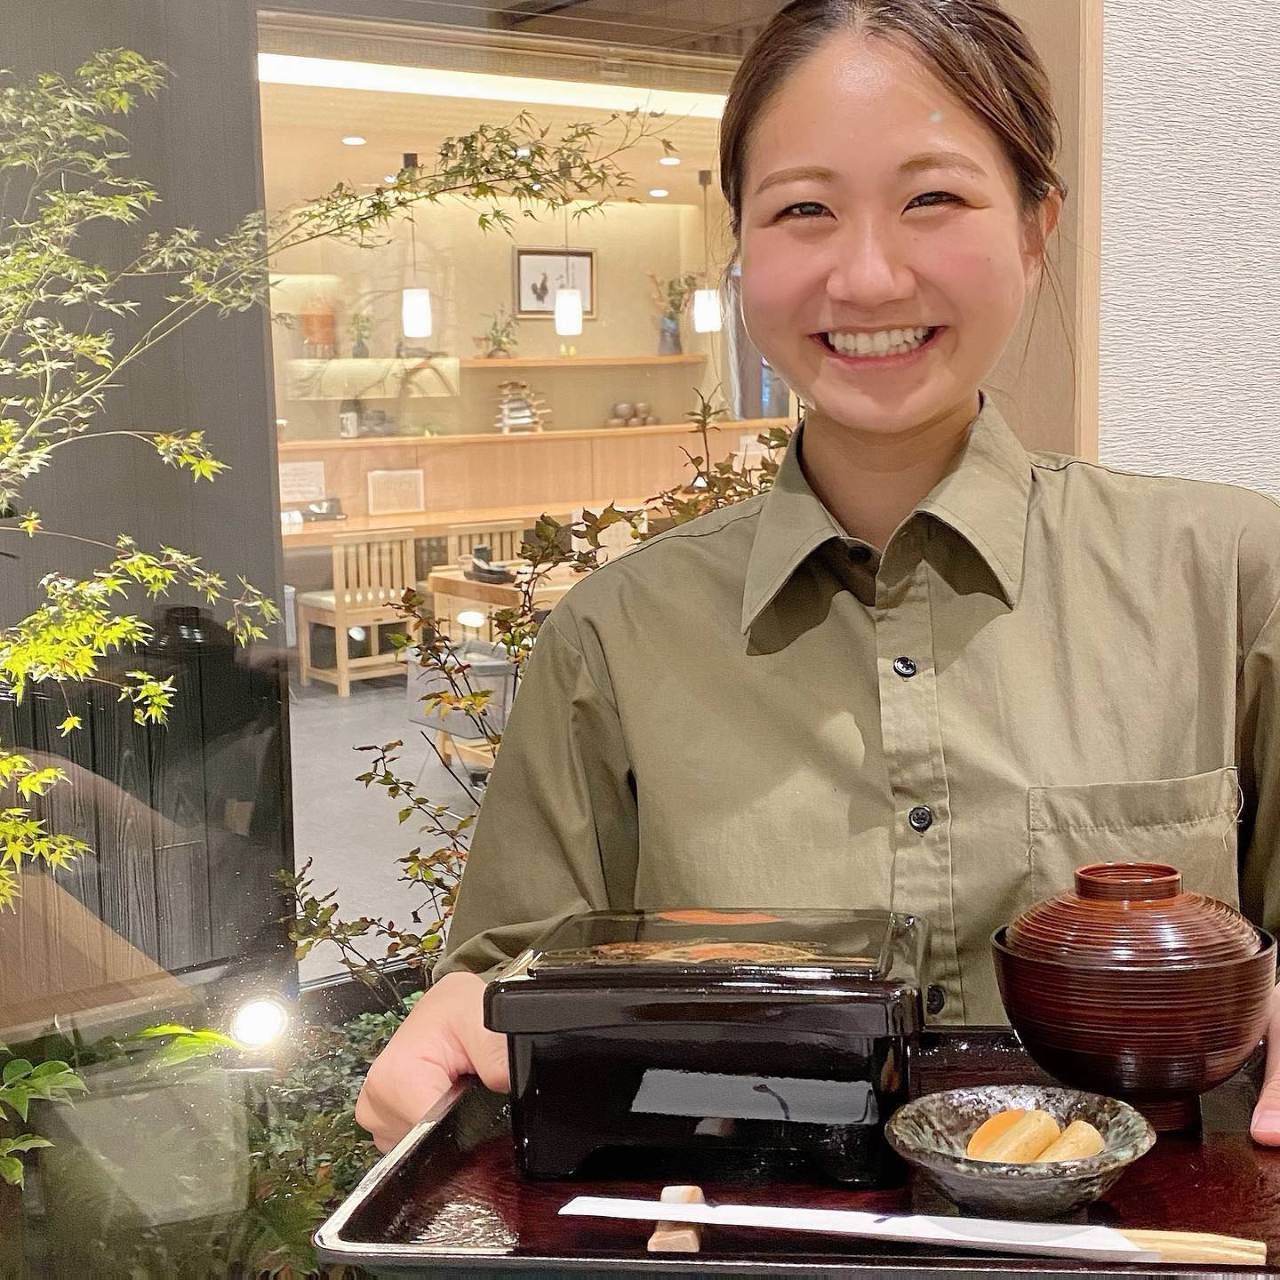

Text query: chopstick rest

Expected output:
[646,1185,706,1253]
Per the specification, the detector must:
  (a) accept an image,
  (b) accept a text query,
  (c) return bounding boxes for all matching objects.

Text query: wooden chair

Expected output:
[445,518,527,566]
[295,528,416,697]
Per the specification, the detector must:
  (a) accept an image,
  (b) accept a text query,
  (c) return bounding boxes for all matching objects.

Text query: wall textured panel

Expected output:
[1101,0,1280,498]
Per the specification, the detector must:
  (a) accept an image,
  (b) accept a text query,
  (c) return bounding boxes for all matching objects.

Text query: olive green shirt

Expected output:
[435,396,1280,1024]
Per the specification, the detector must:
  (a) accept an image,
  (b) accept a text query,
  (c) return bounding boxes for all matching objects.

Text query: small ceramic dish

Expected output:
[885,1083,1155,1219]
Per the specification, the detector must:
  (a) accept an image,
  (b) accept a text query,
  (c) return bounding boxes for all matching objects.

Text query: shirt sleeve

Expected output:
[431,607,638,982]
[1238,593,1280,931]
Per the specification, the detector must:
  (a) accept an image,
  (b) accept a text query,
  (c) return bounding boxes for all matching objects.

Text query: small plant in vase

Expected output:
[648,271,701,355]
[348,310,372,358]
[473,307,519,359]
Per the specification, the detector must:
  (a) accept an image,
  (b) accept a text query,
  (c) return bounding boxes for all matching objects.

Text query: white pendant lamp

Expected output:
[692,288,721,334]
[553,204,583,336]
[553,287,583,336]
[400,152,433,339]
[402,286,433,339]
[693,168,722,334]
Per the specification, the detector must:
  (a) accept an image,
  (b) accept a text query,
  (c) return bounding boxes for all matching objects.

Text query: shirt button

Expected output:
[926,984,946,1015]
[848,544,872,565]
[908,805,933,833]
[893,656,918,679]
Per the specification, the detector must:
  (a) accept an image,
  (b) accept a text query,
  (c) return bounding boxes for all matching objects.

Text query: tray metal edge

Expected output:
[313,1080,473,1263]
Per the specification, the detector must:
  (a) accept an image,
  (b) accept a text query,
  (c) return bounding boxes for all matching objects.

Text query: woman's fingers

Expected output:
[1249,985,1280,1145]
[354,971,508,1153]
[357,1052,455,1153]
[450,983,511,1093]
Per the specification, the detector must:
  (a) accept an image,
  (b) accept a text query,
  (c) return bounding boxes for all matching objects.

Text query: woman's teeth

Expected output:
[824,327,933,357]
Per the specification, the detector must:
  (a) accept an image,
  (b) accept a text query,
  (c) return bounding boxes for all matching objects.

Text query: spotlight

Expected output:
[341,135,367,146]
[231,997,289,1048]
[456,610,486,630]
[347,626,367,642]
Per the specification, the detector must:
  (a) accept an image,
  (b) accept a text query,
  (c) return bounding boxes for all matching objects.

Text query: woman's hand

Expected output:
[355,971,510,1152]
[1249,985,1280,1144]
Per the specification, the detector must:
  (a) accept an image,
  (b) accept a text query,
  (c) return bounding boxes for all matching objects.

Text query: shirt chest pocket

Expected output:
[1027,766,1242,906]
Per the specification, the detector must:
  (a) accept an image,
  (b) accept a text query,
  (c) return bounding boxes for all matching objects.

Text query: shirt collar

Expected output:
[741,395,1032,634]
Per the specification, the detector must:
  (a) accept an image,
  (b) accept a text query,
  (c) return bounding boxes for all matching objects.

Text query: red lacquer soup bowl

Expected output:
[993,862,1276,1131]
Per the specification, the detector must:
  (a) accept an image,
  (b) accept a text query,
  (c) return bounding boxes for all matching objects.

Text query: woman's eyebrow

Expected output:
[899,150,989,179]
[752,164,836,196]
[752,151,988,198]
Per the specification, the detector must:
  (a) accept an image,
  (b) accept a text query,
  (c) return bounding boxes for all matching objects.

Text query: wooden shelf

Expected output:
[277,417,789,454]
[458,354,705,369]
[285,357,460,402]
[283,353,705,400]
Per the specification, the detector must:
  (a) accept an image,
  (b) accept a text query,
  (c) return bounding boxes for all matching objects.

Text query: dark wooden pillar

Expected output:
[2,0,294,993]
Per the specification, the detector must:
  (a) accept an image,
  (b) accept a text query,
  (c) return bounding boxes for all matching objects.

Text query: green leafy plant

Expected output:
[13,999,416,1277]
[0,47,670,908]
[0,1018,249,1192]
[0,47,668,1233]
[648,270,703,322]
[0,1043,86,1187]
[347,309,371,345]
[473,305,519,357]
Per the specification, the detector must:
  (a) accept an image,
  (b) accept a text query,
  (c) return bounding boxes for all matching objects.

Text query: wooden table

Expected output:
[315,1030,1280,1277]
[427,563,583,641]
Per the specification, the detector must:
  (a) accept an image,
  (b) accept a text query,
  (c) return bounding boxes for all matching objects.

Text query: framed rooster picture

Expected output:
[514,246,596,319]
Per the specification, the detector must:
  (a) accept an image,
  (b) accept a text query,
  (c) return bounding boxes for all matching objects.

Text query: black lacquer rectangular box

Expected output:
[484,908,929,1187]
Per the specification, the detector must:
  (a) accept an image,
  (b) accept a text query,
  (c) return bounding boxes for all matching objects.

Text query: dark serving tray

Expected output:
[315,1030,1280,1278]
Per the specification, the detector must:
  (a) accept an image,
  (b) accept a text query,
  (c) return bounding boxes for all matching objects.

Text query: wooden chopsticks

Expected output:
[1117,1229,1268,1266]
[642,1184,1267,1265]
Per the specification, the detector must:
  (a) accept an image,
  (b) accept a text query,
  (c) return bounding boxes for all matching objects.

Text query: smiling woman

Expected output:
[355,0,1280,1171]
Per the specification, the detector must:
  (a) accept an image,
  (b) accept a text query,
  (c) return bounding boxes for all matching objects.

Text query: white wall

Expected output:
[1100,0,1280,499]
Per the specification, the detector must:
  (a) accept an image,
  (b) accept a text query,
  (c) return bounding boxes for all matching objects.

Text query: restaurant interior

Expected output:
[257,7,804,941]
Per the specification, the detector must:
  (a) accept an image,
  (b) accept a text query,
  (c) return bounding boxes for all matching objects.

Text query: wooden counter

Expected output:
[280,497,652,551]
[277,418,788,530]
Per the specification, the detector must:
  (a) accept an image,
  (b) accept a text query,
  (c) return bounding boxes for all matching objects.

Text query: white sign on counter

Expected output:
[368,468,426,514]
[278,460,327,504]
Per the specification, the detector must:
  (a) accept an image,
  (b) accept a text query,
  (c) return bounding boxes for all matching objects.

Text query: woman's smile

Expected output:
[811,325,945,367]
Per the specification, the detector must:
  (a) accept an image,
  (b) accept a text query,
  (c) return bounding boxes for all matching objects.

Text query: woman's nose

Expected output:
[824,219,913,309]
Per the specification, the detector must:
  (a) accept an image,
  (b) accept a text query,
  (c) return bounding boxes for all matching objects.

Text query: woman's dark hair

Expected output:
[719,0,1066,245]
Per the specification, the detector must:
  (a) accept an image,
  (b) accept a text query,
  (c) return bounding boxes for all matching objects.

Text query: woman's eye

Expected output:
[776,201,830,220]
[906,190,962,211]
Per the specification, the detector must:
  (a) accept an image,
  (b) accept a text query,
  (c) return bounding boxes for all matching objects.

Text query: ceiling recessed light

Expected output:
[342,135,367,146]
[259,54,726,119]
[648,188,669,198]
[659,155,681,166]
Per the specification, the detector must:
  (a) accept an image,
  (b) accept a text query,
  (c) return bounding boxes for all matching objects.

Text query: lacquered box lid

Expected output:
[486,908,928,1036]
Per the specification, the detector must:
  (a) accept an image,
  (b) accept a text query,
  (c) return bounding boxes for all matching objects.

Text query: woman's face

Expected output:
[738,32,1057,437]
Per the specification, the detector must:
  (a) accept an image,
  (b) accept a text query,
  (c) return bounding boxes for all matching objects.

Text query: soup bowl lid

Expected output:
[1005,862,1261,967]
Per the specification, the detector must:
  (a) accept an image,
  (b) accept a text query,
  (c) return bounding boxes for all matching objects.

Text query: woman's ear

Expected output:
[1024,189,1064,282]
